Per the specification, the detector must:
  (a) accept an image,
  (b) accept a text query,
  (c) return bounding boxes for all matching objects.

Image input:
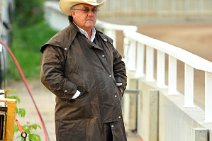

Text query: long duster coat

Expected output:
[40,22,127,141]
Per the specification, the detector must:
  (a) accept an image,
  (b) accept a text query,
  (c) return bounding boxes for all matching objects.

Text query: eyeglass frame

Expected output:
[71,7,99,14]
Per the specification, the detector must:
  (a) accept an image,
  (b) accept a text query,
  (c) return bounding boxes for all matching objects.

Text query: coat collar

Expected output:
[91,30,114,50]
[40,22,79,52]
[40,21,114,53]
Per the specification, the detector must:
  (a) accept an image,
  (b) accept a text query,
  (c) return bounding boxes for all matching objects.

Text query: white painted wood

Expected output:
[104,29,116,47]
[168,56,177,95]
[146,46,154,81]
[137,88,142,137]
[123,94,130,129]
[135,43,145,78]
[123,77,131,130]
[184,64,194,107]
[123,37,130,61]
[125,39,136,71]
[205,72,212,122]
[157,51,166,88]
[124,31,212,73]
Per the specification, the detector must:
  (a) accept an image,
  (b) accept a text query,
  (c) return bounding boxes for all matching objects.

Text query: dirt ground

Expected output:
[138,23,212,61]
[138,23,212,109]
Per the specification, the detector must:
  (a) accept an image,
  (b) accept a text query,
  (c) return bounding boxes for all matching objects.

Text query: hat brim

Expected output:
[59,0,104,15]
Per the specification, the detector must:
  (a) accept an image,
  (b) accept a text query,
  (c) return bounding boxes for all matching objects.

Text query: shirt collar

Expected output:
[74,23,96,42]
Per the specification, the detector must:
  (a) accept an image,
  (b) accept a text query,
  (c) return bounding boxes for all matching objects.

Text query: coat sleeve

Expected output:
[40,45,77,101]
[112,47,127,94]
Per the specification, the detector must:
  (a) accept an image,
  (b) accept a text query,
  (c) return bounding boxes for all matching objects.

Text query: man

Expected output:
[40,0,127,140]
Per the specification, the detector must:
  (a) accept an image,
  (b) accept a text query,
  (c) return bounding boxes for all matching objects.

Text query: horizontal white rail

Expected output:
[124,31,212,72]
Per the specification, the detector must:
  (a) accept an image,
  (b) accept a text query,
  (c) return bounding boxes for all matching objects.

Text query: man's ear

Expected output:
[71,11,76,17]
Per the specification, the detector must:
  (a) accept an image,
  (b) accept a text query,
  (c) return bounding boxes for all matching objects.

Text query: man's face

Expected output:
[71,4,98,32]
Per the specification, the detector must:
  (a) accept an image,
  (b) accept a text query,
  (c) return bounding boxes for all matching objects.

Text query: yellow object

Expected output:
[0,99,16,141]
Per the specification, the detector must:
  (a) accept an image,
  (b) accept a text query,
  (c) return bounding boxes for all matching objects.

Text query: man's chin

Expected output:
[85,23,95,28]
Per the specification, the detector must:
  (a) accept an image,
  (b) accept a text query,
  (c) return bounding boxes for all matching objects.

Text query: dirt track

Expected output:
[138,23,212,61]
[138,23,212,109]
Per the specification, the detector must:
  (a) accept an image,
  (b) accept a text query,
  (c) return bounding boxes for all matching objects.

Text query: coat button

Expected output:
[111,124,114,128]
[102,55,105,58]
[103,38,107,42]
[118,116,121,119]
[64,48,67,51]
[115,95,117,98]
[109,75,112,78]
[64,90,68,93]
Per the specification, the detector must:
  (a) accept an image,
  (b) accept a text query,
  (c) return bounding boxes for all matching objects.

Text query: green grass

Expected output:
[8,20,57,80]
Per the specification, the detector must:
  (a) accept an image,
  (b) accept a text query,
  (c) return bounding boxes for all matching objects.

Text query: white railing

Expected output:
[124,31,212,122]
[96,20,137,48]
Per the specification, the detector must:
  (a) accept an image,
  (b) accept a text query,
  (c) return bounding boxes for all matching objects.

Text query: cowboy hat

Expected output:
[59,0,105,15]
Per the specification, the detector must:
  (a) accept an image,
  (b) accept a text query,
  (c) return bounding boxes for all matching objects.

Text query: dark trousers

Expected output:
[103,123,113,141]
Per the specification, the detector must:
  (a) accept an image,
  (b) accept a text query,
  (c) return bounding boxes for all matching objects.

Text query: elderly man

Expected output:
[40,0,127,140]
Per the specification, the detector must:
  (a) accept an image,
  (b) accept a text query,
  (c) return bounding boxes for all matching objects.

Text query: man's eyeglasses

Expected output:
[71,7,99,14]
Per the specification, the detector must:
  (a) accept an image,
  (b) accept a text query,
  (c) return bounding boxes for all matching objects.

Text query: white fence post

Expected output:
[135,43,145,78]
[168,56,178,95]
[125,39,136,71]
[184,64,194,107]
[146,46,154,81]
[104,29,116,48]
[157,51,166,88]
[205,72,212,122]
[194,128,209,141]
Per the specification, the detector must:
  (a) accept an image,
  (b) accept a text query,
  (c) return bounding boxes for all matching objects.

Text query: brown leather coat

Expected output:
[40,22,127,141]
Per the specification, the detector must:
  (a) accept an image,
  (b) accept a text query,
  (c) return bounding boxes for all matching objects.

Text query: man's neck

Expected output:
[73,23,96,42]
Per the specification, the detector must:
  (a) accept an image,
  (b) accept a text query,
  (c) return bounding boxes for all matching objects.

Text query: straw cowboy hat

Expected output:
[59,0,105,15]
